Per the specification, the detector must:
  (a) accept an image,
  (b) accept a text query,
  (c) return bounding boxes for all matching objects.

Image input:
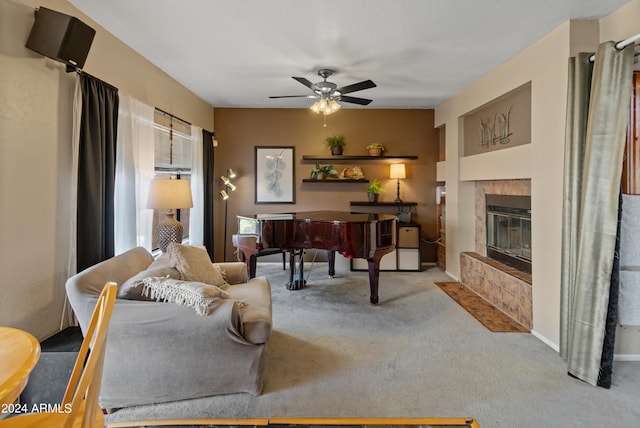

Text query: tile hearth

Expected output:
[460,252,532,330]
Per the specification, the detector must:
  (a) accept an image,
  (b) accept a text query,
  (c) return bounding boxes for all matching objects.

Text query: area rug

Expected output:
[434,282,528,332]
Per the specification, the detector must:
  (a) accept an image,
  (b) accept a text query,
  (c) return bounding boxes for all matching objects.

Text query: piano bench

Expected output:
[247,248,287,279]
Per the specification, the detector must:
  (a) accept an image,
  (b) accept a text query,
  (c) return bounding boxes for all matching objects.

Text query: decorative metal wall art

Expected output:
[479,106,513,147]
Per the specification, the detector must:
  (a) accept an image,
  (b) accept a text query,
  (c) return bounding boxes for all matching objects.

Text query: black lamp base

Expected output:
[394,179,402,203]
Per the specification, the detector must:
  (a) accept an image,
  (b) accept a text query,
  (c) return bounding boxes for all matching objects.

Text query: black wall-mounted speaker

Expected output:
[26,7,96,70]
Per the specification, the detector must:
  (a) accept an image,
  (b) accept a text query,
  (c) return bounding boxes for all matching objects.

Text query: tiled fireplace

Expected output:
[460,179,532,330]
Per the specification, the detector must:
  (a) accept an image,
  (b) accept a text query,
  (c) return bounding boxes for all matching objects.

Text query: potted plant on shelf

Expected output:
[366,143,385,156]
[325,134,346,155]
[310,163,337,180]
[366,178,383,202]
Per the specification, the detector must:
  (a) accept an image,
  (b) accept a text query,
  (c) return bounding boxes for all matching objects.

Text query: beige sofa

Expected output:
[65,246,272,410]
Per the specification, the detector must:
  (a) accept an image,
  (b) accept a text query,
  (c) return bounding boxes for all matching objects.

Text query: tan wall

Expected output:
[0,0,213,340]
[21,0,214,130]
[599,0,640,44]
[436,4,640,358]
[213,108,438,264]
[435,19,597,350]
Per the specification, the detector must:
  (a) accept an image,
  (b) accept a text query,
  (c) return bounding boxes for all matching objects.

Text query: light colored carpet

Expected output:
[105,262,640,428]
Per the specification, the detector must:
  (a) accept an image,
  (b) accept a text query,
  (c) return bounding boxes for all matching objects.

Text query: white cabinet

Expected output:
[351,223,421,272]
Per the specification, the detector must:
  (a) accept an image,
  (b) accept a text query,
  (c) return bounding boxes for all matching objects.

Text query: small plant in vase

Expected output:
[366,143,385,156]
[310,163,337,180]
[325,134,346,155]
[366,178,384,202]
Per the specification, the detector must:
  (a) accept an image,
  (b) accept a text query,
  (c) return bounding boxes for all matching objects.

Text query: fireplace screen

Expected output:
[486,195,531,274]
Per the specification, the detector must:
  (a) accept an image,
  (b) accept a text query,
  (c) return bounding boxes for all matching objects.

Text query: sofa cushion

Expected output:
[167,244,228,287]
[141,276,231,316]
[148,252,172,269]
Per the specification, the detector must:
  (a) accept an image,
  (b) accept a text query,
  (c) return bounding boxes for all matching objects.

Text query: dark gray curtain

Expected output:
[202,129,215,261]
[77,74,119,272]
[560,42,634,387]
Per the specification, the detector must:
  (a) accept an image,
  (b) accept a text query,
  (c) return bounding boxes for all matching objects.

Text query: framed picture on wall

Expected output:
[255,146,295,204]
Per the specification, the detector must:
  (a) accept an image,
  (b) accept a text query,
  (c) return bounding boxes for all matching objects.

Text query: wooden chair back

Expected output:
[0,282,116,428]
[62,281,116,428]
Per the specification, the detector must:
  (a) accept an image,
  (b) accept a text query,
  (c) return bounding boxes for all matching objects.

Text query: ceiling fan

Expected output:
[269,69,376,113]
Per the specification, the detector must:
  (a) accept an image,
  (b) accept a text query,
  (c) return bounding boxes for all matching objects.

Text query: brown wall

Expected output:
[213,108,438,263]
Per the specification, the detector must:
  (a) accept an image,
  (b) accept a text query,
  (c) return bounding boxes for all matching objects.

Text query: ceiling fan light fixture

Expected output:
[271,68,375,113]
[311,97,340,115]
[326,100,341,115]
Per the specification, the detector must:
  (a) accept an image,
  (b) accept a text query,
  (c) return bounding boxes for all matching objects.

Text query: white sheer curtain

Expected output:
[114,93,155,254]
[189,125,204,245]
[61,75,83,328]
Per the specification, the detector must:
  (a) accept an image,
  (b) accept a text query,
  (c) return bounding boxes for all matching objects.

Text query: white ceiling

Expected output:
[68,0,630,109]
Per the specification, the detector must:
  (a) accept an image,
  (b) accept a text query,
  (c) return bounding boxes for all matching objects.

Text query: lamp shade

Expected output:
[146,178,193,210]
[389,163,406,179]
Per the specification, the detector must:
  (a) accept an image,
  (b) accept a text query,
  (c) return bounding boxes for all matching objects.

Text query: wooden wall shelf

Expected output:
[350,201,417,207]
[302,155,418,162]
[302,178,369,183]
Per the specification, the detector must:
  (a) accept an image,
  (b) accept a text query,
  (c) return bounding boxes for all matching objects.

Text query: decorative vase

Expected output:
[331,146,343,156]
[368,147,382,156]
[315,173,325,180]
[368,192,379,203]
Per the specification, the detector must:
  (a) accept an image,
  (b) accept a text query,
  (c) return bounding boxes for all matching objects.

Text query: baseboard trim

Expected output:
[444,270,458,281]
[530,330,640,361]
[614,354,640,361]
[531,329,559,352]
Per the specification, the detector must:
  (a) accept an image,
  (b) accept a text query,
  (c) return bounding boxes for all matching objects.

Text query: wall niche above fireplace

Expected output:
[462,82,531,157]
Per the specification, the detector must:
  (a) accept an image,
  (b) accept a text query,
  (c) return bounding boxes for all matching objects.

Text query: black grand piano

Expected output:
[235,211,396,304]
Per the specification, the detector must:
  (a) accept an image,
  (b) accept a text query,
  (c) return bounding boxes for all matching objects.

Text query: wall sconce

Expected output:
[389,163,406,203]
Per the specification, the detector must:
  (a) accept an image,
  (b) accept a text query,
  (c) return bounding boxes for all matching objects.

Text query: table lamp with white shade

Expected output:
[146,178,193,252]
[389,163,406,203]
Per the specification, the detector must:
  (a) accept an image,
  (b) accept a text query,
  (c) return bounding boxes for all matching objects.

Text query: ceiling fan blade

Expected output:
[337,79,377,94]
[339,95,373,106]
[269,95,317,99]
[292,76,316,89]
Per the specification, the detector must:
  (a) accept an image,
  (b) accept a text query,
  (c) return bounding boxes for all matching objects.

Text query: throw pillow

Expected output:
[167,243,228,287]
[149,252,172,269]
[118,266,181,300]
[141,276,231,316]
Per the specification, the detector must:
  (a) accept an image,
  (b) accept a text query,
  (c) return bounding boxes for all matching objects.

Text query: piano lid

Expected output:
[239,210,397,223]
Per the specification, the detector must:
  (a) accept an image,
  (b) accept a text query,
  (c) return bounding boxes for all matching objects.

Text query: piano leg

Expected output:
[287,249,305,290]
[327,250,336,277]
[367,257,381,304]
[248,254,257,280]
